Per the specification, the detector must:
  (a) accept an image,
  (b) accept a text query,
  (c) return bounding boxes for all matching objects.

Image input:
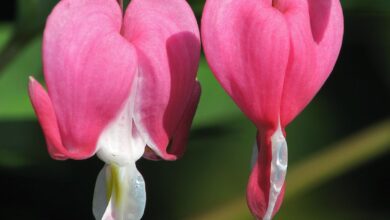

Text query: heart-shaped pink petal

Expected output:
[30,0,138,159]
[122,0,201,160]
[202,0,290,129]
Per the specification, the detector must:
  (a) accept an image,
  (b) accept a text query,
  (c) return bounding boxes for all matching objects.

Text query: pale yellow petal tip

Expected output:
[28,76,36,83]
[28,76,37,92]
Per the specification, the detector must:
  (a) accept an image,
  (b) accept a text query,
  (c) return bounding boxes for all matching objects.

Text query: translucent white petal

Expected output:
[93,164,146,220]
[93,165,110,220]
[263,124,288,220]
[250,141,258,169]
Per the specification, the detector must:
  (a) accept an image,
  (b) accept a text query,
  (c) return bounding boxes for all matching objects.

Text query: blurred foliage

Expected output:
[0,0,56,72]
[341,0,390,12]
[0,1,389,220]
[15,0,57,37]
[0,36,41,119]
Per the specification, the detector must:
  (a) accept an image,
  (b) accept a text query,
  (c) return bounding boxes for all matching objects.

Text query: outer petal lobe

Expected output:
[122,0,201,160]
[202,0,290,128]
[280,0,344,126]
[165,81,201,159]
[41,0,138,159]
[29,77,68,160]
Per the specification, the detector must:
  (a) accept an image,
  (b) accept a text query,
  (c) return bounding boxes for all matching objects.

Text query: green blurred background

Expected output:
[0,0,389,219]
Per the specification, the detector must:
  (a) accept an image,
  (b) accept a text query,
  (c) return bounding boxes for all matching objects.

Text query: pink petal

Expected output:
[42,0,138,159]
[202,0,290,129]
[280,0,344,126]
[122,0,201,160]
[28,77,72,159]
[247,130,272,219]
[247,129,286,219]
[144,82,201,160]
[312,0,343,77]
[168,82,201,158]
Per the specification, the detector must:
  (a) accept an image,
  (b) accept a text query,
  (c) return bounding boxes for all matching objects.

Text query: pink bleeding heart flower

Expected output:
[28,0,200,219]
[201,0,343,219]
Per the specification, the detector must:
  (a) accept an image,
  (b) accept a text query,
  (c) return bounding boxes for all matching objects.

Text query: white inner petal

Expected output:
[96,78,145,166]
[131,68,163,159]
[93,75,147,220]
[263,124,288,220]
[93,166,109,220]
[93,164,146,220]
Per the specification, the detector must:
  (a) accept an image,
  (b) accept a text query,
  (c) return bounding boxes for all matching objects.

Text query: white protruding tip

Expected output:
[263,124,288,220]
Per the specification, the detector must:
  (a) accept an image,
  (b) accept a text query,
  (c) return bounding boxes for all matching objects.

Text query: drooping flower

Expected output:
[201,0,343,219]
[28,0,200,219]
